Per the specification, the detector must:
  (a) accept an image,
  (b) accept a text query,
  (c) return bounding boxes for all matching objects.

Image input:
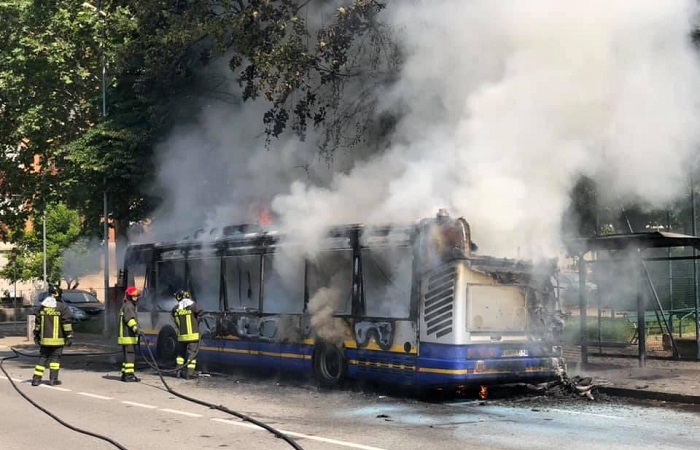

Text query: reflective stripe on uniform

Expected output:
[174,309,199,342]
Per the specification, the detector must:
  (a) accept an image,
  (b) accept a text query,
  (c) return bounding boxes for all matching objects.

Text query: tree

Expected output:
[0,1,116,236]
[224,0,398,154]
[1,1,398,257]
[0,203,85,286]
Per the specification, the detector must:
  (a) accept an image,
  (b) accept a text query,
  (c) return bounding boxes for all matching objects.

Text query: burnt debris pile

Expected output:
[486,375,611,402]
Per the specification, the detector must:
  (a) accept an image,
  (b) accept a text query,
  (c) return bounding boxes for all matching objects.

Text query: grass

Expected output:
[562,317,634,344]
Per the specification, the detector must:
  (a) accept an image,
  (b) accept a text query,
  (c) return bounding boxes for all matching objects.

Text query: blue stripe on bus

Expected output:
[418,341,554,359]
[137,335,560,387]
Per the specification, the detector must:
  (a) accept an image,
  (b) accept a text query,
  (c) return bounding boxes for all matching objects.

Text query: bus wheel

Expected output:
[313,341,347,389]
[157,327,178,365]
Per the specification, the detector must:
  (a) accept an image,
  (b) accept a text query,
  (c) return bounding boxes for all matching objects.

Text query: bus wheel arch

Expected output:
[313,340,348,389]
[157,326,178,364]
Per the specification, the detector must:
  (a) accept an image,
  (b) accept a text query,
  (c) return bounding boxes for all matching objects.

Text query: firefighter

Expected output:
[32,285,73,386]
[118,286,141,382]
[171,289,203,379]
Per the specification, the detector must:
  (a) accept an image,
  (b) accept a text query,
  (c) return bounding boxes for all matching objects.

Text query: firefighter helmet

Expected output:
[48,284,63,298]
[174,289,190,301]
[125,286,140,301]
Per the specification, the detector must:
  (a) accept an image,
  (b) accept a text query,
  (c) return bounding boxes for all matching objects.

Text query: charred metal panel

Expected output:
[355,321,394,350]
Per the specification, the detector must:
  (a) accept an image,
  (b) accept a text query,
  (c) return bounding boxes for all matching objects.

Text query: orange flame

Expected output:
[479,385,488,400]
[258,208,272,226]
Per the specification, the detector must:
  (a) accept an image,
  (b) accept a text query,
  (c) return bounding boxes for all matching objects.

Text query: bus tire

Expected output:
[313,340,347,389]
[157,326,178,365]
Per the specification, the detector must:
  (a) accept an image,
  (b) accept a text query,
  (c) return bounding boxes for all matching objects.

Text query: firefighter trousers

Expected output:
[34,346,63,380]
[121,344,136,376]
[175,341,198,378]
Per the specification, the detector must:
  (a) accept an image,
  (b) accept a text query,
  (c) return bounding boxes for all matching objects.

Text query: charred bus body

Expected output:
[120,211,566,389]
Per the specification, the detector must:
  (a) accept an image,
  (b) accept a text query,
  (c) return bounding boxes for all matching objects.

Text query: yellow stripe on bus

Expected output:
[199,346,312,360]
[417,367,472,375]
[344,341,418,354]
[418,367,553,375]
[349,360,415,371]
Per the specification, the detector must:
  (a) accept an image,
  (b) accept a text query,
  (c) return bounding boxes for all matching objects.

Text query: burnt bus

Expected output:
[120,211,566,388]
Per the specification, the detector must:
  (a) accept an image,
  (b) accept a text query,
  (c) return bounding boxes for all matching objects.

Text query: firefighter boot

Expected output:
[186,368,197,380]
[120,372,126,382]
[49,370,62,386]
[124,374,140,382]
[31,375,42,386]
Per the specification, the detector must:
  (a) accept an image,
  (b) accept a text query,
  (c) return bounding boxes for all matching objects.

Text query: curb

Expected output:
[599,386,700,405]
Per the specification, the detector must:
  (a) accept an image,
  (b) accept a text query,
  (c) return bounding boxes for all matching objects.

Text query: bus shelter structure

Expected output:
[566,232,700,366]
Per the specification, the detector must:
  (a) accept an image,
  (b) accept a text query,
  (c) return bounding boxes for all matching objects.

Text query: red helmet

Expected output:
[125,286,140,300]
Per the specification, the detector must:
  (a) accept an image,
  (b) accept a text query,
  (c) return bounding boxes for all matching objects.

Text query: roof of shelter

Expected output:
[567,231,700,255]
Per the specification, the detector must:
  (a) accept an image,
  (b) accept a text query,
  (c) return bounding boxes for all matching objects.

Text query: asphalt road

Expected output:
[1,351,699,450]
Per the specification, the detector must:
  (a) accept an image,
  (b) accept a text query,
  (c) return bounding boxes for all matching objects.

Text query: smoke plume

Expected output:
[150,0,700,262]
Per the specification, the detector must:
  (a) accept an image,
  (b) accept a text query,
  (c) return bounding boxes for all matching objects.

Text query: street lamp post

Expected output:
[83,1,110,333]
[10,247,18,330]
[43,213,47,288]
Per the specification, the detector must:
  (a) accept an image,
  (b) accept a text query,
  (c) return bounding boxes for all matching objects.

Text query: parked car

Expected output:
[60,289,105,318]
[35,289,103,322]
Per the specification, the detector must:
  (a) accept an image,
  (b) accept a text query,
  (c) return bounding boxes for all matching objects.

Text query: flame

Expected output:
[479,385,488,400]
[252,204,272,226]
[258,208,272,226]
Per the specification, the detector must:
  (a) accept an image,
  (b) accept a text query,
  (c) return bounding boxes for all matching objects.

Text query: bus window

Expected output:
[224,255,261,311]
[263,254,304,314]
[361,247,412,318]
[127,261,150,310]
[156,260,185,312]
[188,257,220,311]
[307,250,353,315]
[123,245,153,310]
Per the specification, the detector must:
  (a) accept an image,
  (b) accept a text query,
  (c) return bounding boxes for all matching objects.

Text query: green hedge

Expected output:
[562,317,634,343]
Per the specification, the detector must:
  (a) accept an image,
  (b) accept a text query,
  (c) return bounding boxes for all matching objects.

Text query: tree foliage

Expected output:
[6,0,690,271]
[1,0,398,253]
[0,1,139,237]
[226,0,398,153]
[0,203,88,286]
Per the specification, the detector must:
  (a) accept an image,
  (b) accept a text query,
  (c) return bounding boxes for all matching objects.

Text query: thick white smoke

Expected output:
[150,1,700,262]
[274,0,700,257]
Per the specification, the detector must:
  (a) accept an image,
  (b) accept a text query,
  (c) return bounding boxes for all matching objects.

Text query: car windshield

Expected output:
[62,292,99,304]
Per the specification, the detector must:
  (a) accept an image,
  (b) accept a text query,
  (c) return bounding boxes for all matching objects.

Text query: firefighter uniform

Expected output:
[171,290,203,379]
[118,286,141,382]
[32,288,73,386]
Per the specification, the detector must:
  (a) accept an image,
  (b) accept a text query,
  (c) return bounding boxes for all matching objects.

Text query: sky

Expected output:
[145,0,700,261]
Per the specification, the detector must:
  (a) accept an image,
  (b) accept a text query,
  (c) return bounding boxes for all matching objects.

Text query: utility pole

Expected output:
[85,1,110,333]
[43,213,47,289]
[10,247,18,331]
[100,0,110,335]
[692,169,699,359]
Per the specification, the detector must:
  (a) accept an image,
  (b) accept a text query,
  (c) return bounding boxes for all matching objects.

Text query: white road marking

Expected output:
[211,418,388,450]
[160,408,203,417]
[0,376,25,383]
[78,392,113,400]
[121,400,158,409]
[40,385,71,392]
[211,418,260,429]
[548,408,624,420]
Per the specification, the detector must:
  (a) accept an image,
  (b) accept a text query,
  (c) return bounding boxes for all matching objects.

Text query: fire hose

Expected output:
[137,334,201,375]
[2,332,305,449]
[136,331,305,450]
[1,348,128,450]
